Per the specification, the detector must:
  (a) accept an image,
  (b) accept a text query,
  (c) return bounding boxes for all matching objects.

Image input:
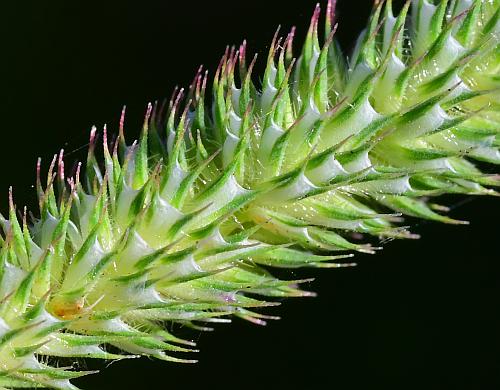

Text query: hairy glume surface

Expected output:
[0,1,499,388]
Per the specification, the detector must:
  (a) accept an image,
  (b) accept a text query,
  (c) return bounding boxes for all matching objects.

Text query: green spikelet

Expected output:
[1,0,499,388]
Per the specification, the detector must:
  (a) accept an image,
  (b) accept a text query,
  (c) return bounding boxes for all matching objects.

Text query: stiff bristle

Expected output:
[0,1,499,389]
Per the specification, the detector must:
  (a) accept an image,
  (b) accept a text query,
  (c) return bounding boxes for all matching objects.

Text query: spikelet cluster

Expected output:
[0,1,499,388]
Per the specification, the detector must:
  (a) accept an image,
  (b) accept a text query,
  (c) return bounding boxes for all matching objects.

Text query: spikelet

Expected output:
[1,1,499,388]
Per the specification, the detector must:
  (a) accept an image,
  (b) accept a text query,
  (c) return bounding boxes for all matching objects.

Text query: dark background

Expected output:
[1,1,500,389]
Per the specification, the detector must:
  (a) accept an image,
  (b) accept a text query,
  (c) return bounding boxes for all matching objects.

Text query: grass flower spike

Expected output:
[1,0,499,388]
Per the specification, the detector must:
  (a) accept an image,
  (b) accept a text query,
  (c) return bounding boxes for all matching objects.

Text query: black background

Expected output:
[1,1,500,389]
